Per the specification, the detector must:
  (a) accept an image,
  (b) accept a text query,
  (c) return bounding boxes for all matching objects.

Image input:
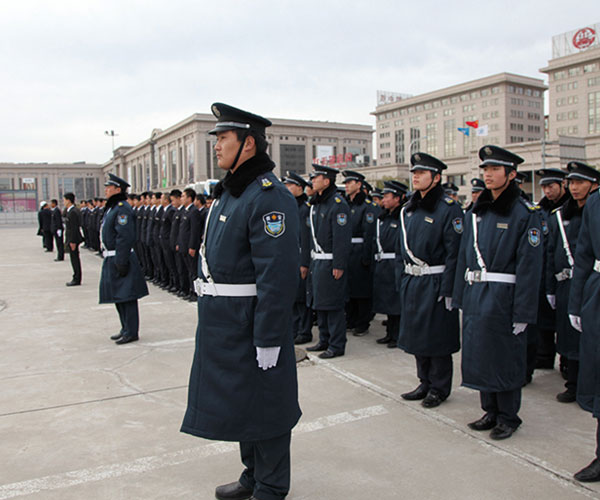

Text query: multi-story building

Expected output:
[540,23,600,140]
[372,73,547,168]
[104,113,373,193]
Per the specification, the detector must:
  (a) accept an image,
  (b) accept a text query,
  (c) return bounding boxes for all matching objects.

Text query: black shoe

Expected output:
[490,423,517,440]
[376,335,392,344]
[386,340,398,349]
[168,285,178,292]
[65,280,81,287]
[177,290,186,297]
[319,349,343,359]
[115,336,139,345]
[556,390,577,403]
[186,294,197,302]
[44,249,52,252]
[422,392,445,408]
[468,414,497,431]
[574,458,600,482]
[535,359,554,369]
[110,332,123,341]
[352,326,369,337]
[294,335,312,345]
[215,481,253,500]
[306,343,328,352]
[401,384,429,401]
[54,258,64,261]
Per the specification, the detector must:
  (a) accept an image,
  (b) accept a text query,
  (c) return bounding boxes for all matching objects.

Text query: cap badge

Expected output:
[212,105,221,117]
[414,154,421,162]
[484,146,492,156]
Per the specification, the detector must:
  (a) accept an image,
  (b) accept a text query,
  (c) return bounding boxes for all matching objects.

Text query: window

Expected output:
[533,90,541,97]
[507,85,515,93]
[426,112,437,120]
[554,70,567,80]
[444,119,456,157]
[170,148,177,184]
[186,142,195,184]
[0,177,13,190]
[584,63,598,73]
[409,127,421,154]
[589,91,600,134]
[510,98,524,106]
[409,116,420,123]
[589,76,600,87]
[527,125,541,133]
[450,96,459,104]
[510,110,524,118]
[481,89,489,97]
[426,123,437,156]
[443,108,455,116]
[525,89,532,96]
[395,129,405,164]
[463,104,476,112]
[510,123,524,131]
[279,144,306,175]
[491,86,500,94]
[394,119,404,127]
[510,136,524,143]
[482,100,488,108]
[527,112,541,120]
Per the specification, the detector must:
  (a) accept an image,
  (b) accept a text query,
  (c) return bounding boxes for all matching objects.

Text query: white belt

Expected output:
[375,252,395,261]
[193,279,257,297]
[404,263,446,276]
[464,269,516,284]
[351,237,364,244]
[594,260,600,273]
[311,250,333,260]
[102,249,133,258]
[555,268,573,282]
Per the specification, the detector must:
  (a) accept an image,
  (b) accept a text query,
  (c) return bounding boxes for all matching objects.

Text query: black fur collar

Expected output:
[473,181,520,216]
[539,190,571,212]
[295,192,308,206]
[378,204,401,220]
[405,183,444,214]
[106,192,127,210]
[213,152,275,199]
[348,190,366,206]
[312,184,337,205]
[561,195,584,220]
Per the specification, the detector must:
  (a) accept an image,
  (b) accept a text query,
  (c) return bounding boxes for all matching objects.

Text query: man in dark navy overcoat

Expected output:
[181,103,301,500]
[99,174,149,345]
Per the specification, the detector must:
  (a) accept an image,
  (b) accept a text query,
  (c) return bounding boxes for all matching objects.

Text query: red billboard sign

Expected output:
[573,27,596,49]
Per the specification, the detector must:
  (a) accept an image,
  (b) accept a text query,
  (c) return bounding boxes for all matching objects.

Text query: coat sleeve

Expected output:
[361,205,376,265]
[189,209,202,251]
[451,213,470,309]
[440,204,463,297]
[513,210,543,324]
[569,199,595,316]
[545,214,558,295]
[114,206,136,268]
[299,204,311,268]
[332,201,351,270]
[248,188,299,347]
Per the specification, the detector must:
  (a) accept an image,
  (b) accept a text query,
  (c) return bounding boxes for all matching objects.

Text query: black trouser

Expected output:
[150,244,162,281]
[68,244,81,283]
[415,355,453,399]
[386,314,400,342]
[176,251,189,293]
[565,358,580,394]
[185,252,198,295]
[53,231,64,260]
[316,309,346,354]
[480,388,522,429]
[536,328,556,367]
[161,242,177,287]
[43,230,53,251]
[239,431,291,500]
[292,302,312,339]
[115,300,140,339]
[345,297,371,330]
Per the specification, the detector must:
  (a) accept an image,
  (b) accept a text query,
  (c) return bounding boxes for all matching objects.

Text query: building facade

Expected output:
[104,114,373,193]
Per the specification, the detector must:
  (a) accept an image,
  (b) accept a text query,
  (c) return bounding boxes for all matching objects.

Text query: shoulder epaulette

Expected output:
[551,207,560,214]
[443,196,454,205]
[305,201,311,207]
[334,196,342,204]
[257,174,274,190]
[118,202,123,206]
[365,199,372,205]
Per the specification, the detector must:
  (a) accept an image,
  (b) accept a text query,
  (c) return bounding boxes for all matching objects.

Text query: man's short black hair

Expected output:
[153,191,162,198]
[234,129,268,154]
[127,193,136,200]
[196,194,206,205]
[51,199,58,205]
[183,188,196,201]
[170,189,182,198]
[64,192,75,203]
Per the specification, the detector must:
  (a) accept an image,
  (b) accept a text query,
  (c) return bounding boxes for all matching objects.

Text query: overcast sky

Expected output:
[0,1,595,164]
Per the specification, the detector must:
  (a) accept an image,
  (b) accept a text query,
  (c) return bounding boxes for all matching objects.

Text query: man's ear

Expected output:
[508,170,517,181]
[244,134,256,152]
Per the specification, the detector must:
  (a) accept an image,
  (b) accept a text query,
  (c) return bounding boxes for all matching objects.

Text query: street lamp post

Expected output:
[104,130,118,154]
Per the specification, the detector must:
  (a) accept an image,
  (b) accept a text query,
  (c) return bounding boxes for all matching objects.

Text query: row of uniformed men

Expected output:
[284,146,600,473]
[79,198,106,254]
[128,189,208,301]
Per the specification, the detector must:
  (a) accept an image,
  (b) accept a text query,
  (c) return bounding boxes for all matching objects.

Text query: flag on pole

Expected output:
[476,124,489,137]
[457,127,470,136]
[466,120,479,129]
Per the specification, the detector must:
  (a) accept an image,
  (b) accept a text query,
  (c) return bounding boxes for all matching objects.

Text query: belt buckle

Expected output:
[194,278,204,297]
[412,266,422,276]
[375,253,382,262]
[565,268,573,279]
[472,270,482,282]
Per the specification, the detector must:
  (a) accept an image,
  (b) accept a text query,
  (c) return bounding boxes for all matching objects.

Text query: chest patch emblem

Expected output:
[117,215,128,226]
[424,216,434,224]
[541,220,548,235]
[263,212,285,238]
[497,223,508,230]
[452,218,463,234]
[366,212,375,223]
[528,228,541,247]
[337,213,347,226]
[219,214,227,222]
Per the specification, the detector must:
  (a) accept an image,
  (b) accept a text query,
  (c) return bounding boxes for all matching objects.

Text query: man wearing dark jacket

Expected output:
[63,192,83,286]
[50,199,64,261]
[39,202,53,252]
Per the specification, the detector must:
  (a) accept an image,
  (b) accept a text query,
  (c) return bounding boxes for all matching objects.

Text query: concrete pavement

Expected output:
[0,225,599,499]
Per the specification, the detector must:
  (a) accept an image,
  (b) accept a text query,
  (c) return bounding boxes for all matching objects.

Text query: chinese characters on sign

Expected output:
[312,153,355,167]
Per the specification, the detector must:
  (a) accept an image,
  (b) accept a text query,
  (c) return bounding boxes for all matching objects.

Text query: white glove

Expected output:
[546,294,556,310]
[57,229,63,237]
[512,323,527,335]
[256,346,281,371]
[437,296,453,312]
[569,314,582,332]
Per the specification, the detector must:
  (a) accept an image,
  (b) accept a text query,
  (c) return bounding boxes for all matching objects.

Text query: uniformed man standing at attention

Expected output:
[99,174,149,345]
[373,181,407,347]
[283,171,313,345]
[535,168,570,373]
[63,192,83,286]
[341,170,376,336]
[397,153,463,408]
[568,166,600,482]
[547,162,599,402]
[305,164,351,359]
[453,145,543,440]
[181,103,301,500]
[464,178,485,212]
[442,181,460,203]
